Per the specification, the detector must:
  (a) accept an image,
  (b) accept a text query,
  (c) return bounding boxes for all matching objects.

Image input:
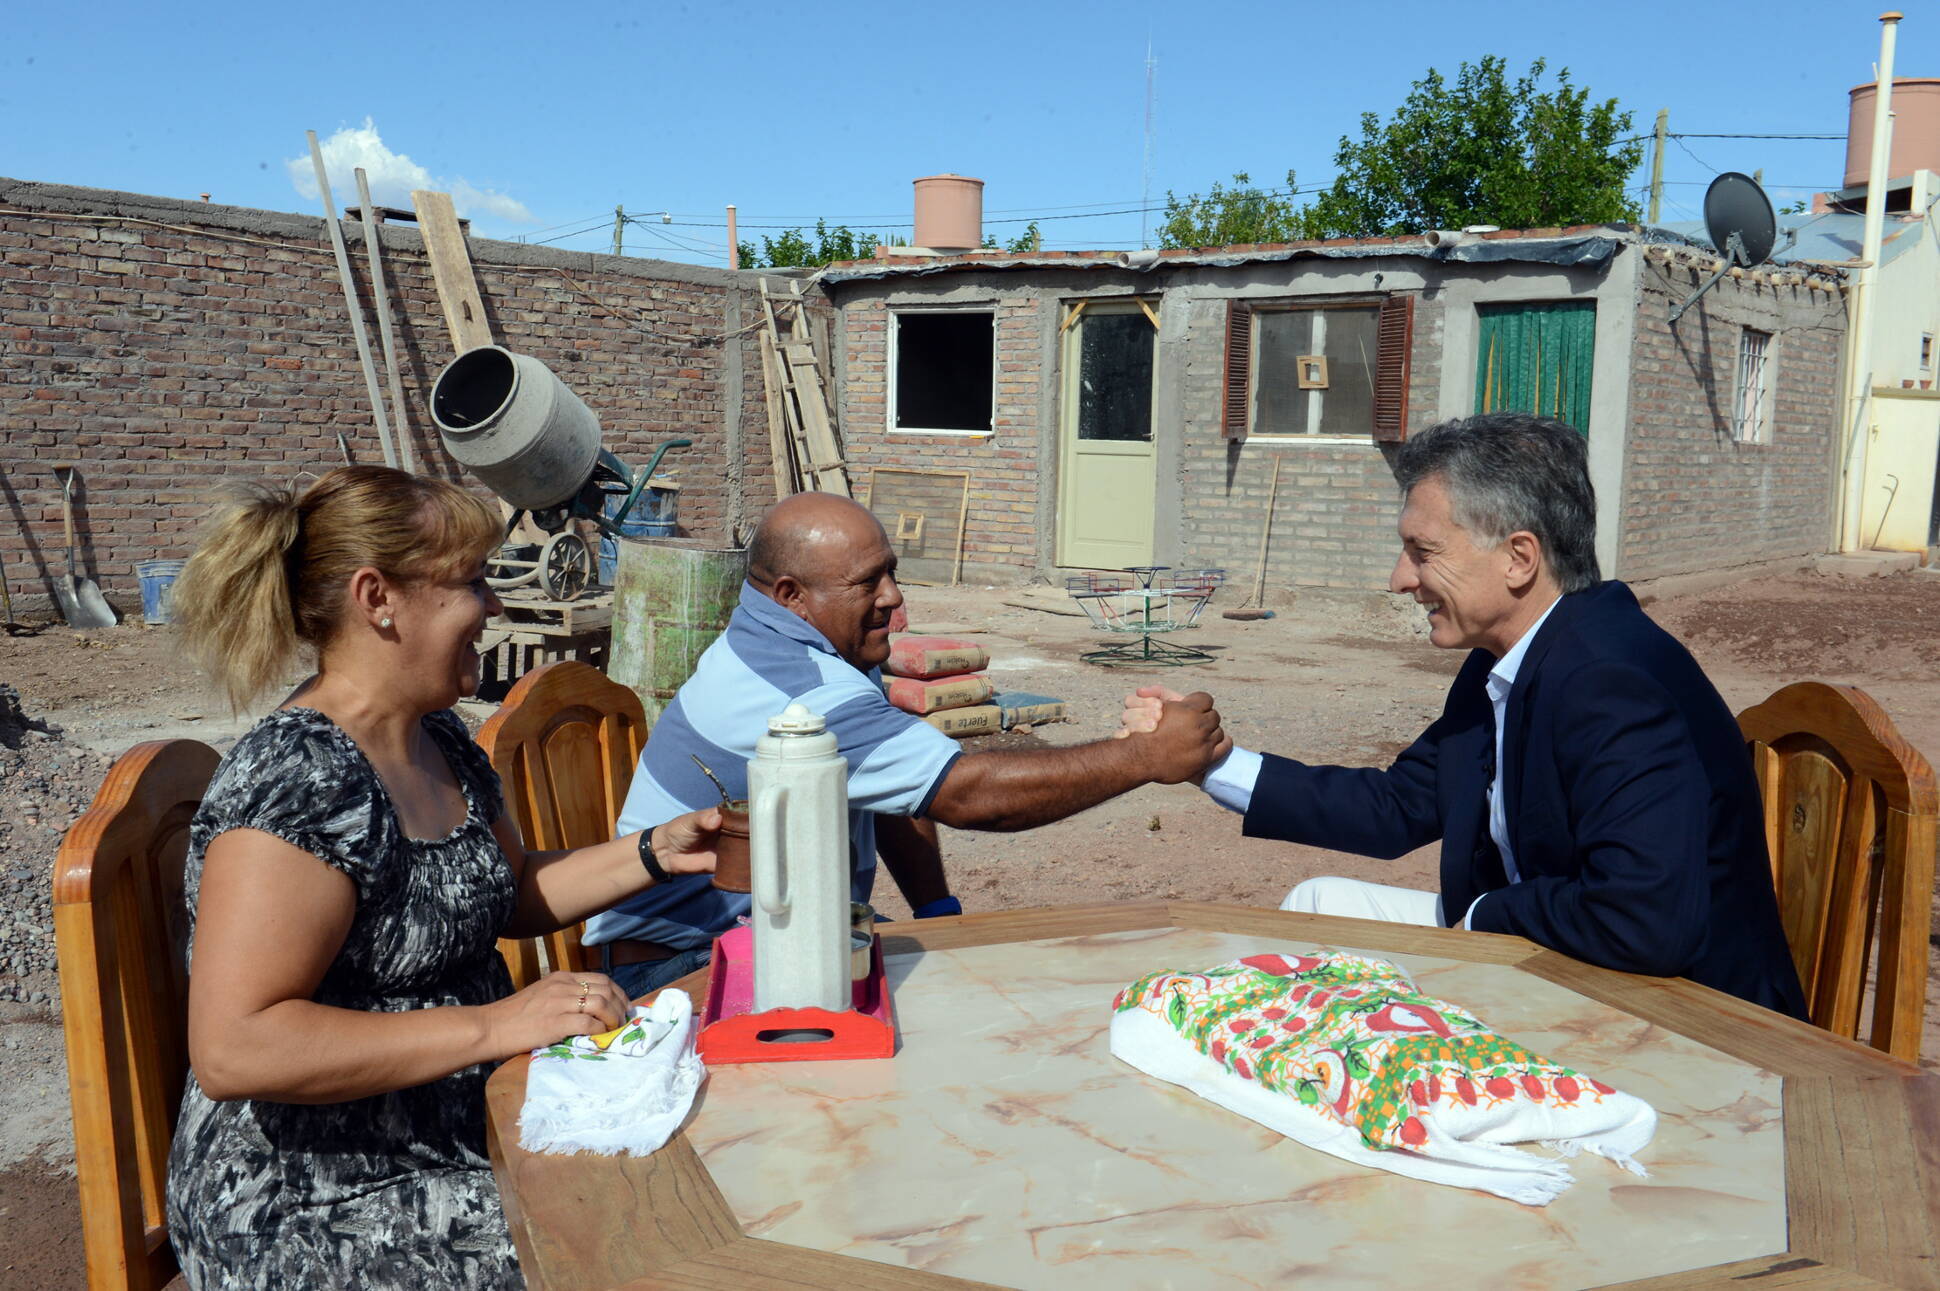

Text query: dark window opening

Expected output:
[1077,311,1155,442]
[894,312,994,432]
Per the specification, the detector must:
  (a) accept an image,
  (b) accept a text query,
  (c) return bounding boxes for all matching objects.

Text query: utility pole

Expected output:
[1648,109,1669,224]
[1841,10,1903,551]
[727,205,739,269]
[612,205,624,257]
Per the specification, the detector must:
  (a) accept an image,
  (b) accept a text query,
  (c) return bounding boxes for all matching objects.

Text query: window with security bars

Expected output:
[1222,294,1413,440]
[1733,328,1773,445]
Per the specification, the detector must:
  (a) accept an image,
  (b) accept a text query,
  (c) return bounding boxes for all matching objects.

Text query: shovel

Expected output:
[52,465,117,629]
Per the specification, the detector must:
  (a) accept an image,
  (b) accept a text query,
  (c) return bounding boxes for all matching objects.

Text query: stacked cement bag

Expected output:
[883,637,1002,737]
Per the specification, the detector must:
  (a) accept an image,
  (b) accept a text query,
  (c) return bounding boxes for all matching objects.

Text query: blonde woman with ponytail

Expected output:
[162,465,720,1291]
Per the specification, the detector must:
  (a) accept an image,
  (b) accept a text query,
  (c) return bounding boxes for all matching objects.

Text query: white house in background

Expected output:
[1668,77,1940,555]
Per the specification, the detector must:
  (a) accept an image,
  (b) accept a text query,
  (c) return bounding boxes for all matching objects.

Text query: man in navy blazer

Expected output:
[1125,412,1806,1018]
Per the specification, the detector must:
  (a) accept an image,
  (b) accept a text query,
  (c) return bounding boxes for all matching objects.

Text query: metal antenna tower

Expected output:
[1141,39,1157,249]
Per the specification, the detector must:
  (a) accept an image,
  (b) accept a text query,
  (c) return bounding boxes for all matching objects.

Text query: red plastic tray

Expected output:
[696,924,897,1064]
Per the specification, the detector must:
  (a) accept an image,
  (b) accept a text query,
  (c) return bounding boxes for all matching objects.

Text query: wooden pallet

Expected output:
[492,590,613,636]
[478,624,611,699]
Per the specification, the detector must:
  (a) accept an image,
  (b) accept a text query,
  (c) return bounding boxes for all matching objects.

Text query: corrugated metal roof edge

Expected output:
[1635,223,1855,277]
[818,225,1636,283]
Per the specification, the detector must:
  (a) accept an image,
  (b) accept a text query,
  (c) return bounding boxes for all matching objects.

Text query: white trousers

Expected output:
[1280,876,1443,927]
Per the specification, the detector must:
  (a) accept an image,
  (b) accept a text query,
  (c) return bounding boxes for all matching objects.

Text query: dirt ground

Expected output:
[2,565,1938,1286]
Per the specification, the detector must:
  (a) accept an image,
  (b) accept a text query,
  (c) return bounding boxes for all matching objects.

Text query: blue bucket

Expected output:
[598,485,679,585]
[136,559,186,626]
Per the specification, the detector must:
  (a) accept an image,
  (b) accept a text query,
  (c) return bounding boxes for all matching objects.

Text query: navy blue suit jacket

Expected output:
[1244,581,1808,1019]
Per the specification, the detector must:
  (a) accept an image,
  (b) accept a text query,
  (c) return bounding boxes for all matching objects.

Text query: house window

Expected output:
[1222,295,1414,440]
[1733,328,1773,444]
[891,311,994,434]
[1921,332,1934,372]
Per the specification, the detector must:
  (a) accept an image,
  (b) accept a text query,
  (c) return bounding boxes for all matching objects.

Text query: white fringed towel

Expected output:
[520,988,705,1156]
[1109,953,1656,1206]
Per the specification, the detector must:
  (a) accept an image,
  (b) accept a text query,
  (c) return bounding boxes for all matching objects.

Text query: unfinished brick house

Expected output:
[819,228,1850,591]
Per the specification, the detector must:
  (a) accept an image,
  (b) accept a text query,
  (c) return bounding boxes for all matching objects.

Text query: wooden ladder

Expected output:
[757,278,851,499]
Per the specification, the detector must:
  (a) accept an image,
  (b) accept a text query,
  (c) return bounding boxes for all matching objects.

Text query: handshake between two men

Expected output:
[597,459,1802,1018]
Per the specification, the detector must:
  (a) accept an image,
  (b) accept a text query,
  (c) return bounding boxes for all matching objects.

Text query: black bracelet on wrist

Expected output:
[637,828,672,884]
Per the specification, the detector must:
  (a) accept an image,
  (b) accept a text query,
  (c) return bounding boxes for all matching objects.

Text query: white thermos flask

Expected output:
[748,703,852,1013]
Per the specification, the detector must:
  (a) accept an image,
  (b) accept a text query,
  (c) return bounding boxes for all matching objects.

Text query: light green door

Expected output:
[1475,301,1597,433]
[1056,301,1158,569]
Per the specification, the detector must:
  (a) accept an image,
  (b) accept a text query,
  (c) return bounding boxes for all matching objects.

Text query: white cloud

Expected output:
[286,119,534,225]
[450,180,534,225]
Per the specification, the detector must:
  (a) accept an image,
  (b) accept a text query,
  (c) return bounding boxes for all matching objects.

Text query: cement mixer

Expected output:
[430,345,688,600]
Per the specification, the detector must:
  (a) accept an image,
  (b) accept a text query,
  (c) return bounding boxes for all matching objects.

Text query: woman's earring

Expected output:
[379,617,393,629]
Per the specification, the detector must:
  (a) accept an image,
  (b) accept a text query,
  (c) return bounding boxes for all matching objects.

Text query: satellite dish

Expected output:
[1669,171,1781,324]
[1702,172,1777,267]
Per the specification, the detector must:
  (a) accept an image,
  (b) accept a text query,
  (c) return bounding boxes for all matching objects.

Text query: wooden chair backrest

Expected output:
[1738,681,1937,1062]
[53,738,221,1291]
[476,662,648,988]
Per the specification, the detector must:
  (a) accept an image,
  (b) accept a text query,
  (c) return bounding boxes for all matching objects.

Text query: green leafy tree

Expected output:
[1304,57,1643,237]
[737,218,888,268]
[1004,221,1043,252]
[1156,171,1316,249]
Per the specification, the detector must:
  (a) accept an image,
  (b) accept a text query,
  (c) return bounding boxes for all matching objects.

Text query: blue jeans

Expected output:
[605,945,713,1000]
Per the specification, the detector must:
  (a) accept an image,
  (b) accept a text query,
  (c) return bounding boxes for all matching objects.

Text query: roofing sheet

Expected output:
[1653,210,1924,269]
[818,231,1629,284]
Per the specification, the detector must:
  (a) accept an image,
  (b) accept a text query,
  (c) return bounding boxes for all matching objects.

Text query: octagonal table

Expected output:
[484,903,1939,1290]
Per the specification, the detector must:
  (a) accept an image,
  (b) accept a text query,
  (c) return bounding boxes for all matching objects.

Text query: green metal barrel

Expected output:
[608,538,747,723]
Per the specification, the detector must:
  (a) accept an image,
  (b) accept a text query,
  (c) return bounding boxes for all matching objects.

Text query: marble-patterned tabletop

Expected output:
[683,926,1785,1290]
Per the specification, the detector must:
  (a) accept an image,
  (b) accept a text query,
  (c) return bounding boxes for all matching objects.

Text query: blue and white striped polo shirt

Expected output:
[582,582,962,951]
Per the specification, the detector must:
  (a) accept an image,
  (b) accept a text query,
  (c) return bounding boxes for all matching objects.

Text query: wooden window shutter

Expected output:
[1222,300,1253,439]
[1373,293,1414,442]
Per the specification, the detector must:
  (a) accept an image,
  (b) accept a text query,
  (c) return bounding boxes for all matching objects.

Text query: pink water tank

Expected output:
[913,174,983,250]
[1845,78,1940,188]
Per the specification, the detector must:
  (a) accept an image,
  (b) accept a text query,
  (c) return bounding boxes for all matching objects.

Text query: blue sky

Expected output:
[7,0,1935,265]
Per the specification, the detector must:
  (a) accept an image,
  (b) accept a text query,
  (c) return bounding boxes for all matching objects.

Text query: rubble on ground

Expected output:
[0,686,110,1010]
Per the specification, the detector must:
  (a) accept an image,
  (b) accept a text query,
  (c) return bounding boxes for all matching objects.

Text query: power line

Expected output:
[653,185,1332,233]
[521,211,614,237]
[1672,135,1721,175]
[527,217,620,246]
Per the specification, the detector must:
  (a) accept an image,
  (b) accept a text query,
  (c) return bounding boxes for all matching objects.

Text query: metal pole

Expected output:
[727,204,739,269]
[355,167,416,473]
[612,205,624,257]
[1841,11,1902,551]
[1648,109,1668,225]
[307,131,398,469]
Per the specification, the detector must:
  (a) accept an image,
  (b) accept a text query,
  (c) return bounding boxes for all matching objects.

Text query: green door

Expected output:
[1475,301,1596,434]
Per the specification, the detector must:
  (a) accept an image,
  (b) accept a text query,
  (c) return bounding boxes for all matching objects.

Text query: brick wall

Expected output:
[0,179,773,614]
[835,295,1045,580]
[1176,294,1443,594]
[1619,263,1844,578]
[830,277,1441,592]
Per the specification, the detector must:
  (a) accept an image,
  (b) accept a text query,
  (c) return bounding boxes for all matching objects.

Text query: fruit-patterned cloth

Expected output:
[1109,952,1655,1205]
[520,988,705,1156]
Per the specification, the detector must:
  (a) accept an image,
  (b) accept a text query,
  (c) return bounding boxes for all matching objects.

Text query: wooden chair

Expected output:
[53,739,221,1291]
[1738,681,1938,1063]
[477,661,649,989]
